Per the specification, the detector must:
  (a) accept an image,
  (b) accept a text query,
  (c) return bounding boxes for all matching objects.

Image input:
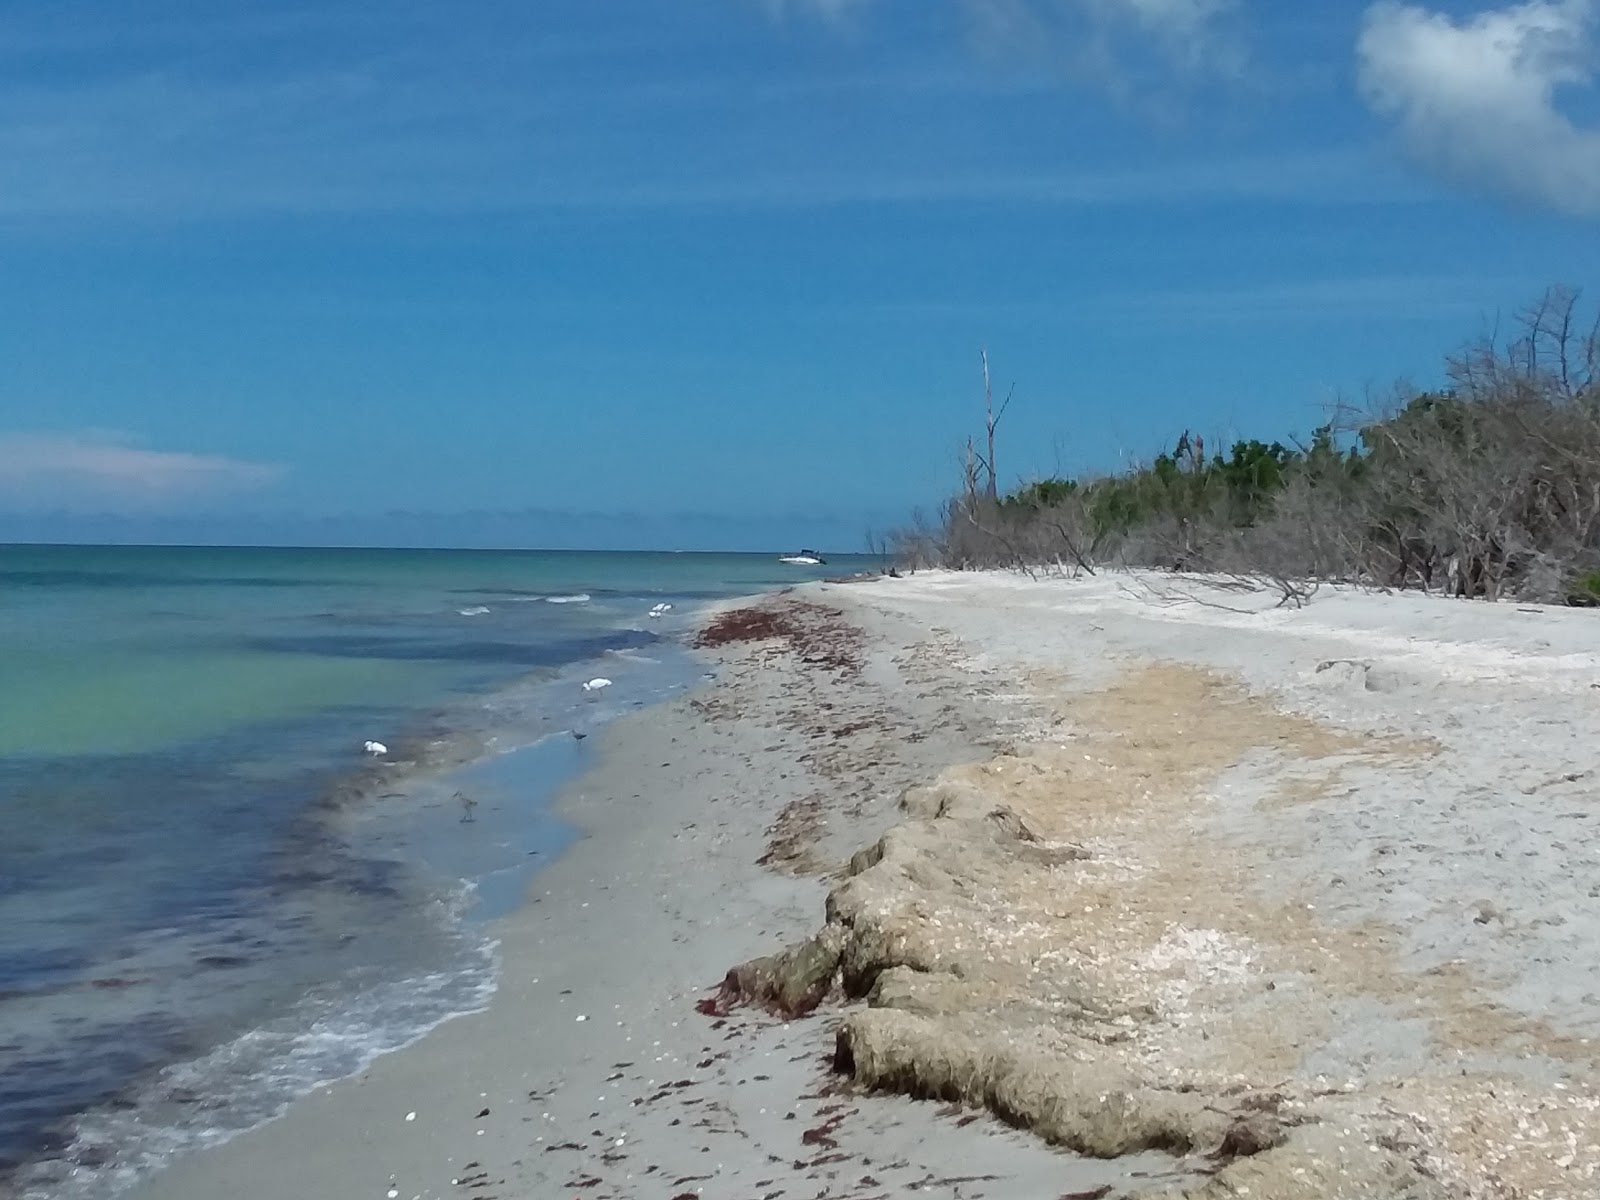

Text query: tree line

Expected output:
[890,286,1600,606]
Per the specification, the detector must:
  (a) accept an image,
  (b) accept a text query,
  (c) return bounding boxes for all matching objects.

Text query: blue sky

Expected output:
[1,0,1597,549]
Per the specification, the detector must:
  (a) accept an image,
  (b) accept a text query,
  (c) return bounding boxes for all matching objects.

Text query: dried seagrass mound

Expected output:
[715,661,1478,1197]
[836,1005,1229,1158]
[821,779,1236,1161]
[720,760,1455,1197]
[707,926,848,1018]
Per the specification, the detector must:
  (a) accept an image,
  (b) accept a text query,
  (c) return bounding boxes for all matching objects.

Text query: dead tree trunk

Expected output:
[983,349,997,500]
[979,347,1013,503]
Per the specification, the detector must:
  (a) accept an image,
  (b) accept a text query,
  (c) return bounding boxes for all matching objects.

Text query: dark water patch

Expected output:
[245,627,659,667]
[0,703,455,1185]
[444,585,622,598]
[0,949,91,996]
[0,1012,198,1178]
[0,568,327,591]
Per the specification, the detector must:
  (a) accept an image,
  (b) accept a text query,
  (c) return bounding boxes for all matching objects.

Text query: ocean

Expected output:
[0,544,868,1198]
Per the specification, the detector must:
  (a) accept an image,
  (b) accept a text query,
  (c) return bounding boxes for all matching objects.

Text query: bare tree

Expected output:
[863,528,894,574]
[975,348,1014,502]
[887,508,942,571]
[962,437,980,510]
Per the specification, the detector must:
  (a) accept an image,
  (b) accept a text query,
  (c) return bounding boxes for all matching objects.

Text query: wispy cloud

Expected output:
[964,0,1239,59]
[0,432,284,508]
[1102,272,1531,321]
[0,5,1391,223]
[836,272,1523,324]
[0,51,1393,220]
[757,0,873,21]
[1357,0,1600,217]
[763,0,1246,102]
[769,0,1237,42]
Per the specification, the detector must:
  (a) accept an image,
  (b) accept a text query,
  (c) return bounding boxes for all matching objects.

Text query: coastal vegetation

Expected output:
[896,286,1600,605]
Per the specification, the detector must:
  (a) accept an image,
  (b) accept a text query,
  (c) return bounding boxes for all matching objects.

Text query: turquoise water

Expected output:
[0,546,854,756]
[0,544,867,1198]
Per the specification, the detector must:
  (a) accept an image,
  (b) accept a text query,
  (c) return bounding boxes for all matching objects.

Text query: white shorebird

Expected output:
[363,740,388,756]
[647,602,672,619]
[581,678,612,692]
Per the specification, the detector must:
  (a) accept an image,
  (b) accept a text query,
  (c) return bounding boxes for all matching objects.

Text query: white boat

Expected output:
[778,549,826,566]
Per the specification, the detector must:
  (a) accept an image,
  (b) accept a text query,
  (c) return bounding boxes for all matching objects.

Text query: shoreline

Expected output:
[3,552,877,1200]
[80,567,1600,1200]
[113,585,1140,1200]
[8,611,710,1200]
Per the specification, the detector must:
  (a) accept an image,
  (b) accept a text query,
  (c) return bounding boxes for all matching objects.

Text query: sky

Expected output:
[1,0,1598,550]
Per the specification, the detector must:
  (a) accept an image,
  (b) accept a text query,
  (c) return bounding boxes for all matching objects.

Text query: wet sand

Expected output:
[125,590,1145,1200]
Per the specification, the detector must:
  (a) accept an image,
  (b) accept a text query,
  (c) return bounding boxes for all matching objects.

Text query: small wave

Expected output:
[457,606,491,617]
[19,928,498,1200]
[605,648,660,664]
[542,594,590,605]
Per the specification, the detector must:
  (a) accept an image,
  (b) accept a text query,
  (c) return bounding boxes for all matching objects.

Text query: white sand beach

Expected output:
[126,571,1600,1200]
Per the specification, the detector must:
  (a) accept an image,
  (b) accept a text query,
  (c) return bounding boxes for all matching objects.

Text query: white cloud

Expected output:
[1358,0,1600,217]
[0,432,283,508]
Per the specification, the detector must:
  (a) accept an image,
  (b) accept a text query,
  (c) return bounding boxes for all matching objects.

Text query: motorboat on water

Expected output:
[778,549,826,566]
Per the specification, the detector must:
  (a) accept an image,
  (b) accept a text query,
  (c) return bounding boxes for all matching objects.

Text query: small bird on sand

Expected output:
[571,730,588,742]
[455,790,478,822]
[581,678,612,692]
[364,740,388,756]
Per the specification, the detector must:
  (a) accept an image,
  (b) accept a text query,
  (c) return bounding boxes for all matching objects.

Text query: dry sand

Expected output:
[122,570,1600,1200]
[797,571,1600,1200]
